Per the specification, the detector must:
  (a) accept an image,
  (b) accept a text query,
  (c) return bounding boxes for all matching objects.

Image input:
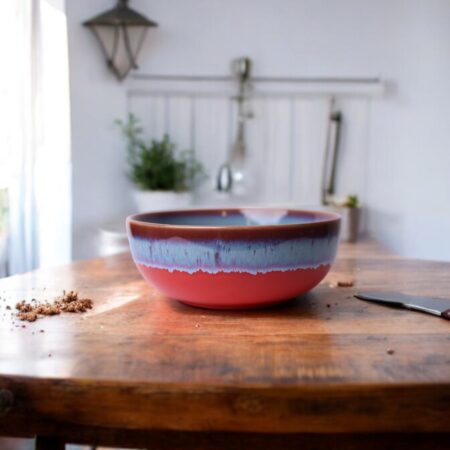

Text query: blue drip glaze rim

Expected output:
[127,207,341,231]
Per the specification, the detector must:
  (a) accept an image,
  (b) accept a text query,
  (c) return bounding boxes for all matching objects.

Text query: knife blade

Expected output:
[354,292,450,320]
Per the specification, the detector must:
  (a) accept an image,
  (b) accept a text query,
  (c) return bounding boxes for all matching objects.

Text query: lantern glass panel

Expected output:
[92,24,147,80]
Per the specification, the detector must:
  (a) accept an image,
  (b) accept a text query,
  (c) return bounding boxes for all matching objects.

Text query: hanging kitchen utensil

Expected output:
[321,104,342,205]
[217,57,253,193]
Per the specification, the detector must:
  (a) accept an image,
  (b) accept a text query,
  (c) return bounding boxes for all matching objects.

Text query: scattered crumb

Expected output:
[18,311,38,322]
[326,304,331,308]
[195,323,200,328]
[337,278,354,287]
[387,348,395,355]
[6,305,11,310]
[16,300,33,313]
[15,290,93,322]
[40,329,44,333]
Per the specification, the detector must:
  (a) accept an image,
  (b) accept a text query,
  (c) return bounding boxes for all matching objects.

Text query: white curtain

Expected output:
[0,0,71,275]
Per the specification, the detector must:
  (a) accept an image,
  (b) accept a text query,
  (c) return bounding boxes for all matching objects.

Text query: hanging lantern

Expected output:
[83,0,158,81]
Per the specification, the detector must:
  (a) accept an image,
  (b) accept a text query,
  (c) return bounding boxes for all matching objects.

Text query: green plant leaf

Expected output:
[116,116,206,191]
[344,195,359,208]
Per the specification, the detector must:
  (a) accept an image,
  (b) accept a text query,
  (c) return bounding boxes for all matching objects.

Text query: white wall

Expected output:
[67,0,131,259]
[367,2,450,260]
[67,0,450,261]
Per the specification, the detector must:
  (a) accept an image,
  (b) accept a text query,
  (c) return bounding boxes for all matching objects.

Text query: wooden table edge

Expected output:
[1,375,449,434]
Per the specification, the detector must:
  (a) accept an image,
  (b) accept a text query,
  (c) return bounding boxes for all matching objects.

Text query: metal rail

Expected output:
[132,73,381,84]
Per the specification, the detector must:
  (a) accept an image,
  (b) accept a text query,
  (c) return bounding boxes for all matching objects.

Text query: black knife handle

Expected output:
[442,309,450,320]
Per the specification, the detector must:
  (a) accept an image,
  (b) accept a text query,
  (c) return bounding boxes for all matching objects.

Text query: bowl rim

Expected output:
[127,207,341,232]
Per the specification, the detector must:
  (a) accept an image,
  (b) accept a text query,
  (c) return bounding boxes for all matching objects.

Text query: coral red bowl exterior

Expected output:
[126,208,341,309]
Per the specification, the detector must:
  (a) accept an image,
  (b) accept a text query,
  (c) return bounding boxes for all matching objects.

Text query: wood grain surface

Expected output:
[0,240,449,442]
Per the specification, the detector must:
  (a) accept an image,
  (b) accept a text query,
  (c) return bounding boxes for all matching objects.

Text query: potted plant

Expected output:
[117,114,204,212]
[335,195,361,242]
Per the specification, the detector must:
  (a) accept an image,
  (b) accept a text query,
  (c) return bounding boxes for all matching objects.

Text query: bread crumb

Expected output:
[16,300,33,313]
[337,279,354,287]
[18,311,38,322]
[15,290,93,322]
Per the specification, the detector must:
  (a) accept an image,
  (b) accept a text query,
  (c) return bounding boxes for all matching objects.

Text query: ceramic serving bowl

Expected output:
[126,208,341,309]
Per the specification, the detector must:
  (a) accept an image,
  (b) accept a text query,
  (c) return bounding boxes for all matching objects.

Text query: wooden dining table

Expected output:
[0,240,449,450]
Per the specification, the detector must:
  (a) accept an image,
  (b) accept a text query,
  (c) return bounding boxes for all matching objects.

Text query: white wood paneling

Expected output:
[192,97,230,192]
[260,98,292,202]
[129,95,166,142]
[245,98,268,201]
[167,96,193,152]
[128,87,371,207]
[291,98,331,206]
[333,98,370,200]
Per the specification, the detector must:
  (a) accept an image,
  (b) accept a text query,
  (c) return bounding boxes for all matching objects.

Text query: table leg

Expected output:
[35,436,65,450]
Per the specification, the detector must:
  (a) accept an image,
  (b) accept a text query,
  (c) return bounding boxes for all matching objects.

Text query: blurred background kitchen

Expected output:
[1,0,450,278]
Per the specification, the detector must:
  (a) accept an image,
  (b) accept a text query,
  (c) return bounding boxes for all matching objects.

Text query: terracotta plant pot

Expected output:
[338,207,361,242]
